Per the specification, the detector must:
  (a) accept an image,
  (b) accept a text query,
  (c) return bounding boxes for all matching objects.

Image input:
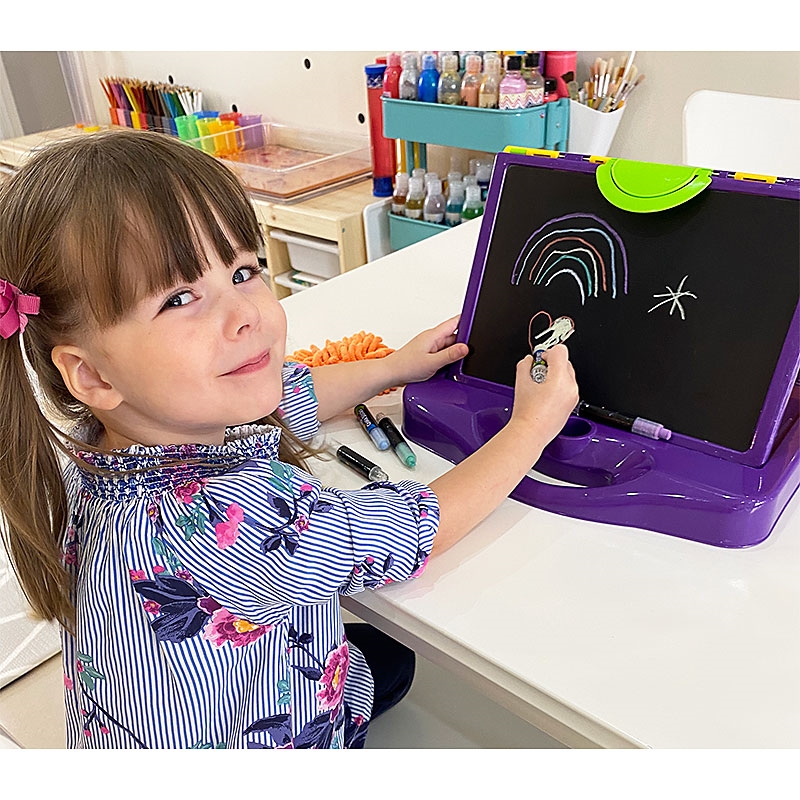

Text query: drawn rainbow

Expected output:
[510,213,629,303]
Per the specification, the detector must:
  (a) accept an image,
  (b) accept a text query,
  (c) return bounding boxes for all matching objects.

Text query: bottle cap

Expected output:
[401,52,418,69]
[409,176,424,193]
[465,54,482,73]
[387,52,401,67]
[524,52,540,69]
[424,171,439,184]
[421,53,437,70]
[428,178,442,195]
[506,55,522,71]
[372,175,393,197]
[395,171,409,187]
[476,163,492,182]
[412,167,425,178]
[545,77,557,93]
[447,170,462,184]
[442,53,459,72]
[448,180,465,197]
[465,184,482,201]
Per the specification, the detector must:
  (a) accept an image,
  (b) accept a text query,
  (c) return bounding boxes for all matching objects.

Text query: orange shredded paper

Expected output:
[286,331,397,394]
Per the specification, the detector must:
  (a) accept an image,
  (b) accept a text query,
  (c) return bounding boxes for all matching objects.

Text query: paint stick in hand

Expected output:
[530,350,548,383]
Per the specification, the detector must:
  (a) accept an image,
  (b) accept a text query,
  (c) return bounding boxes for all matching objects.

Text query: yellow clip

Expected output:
[589,155,610,164]
[503,145,560,158]
[732,171,777,184]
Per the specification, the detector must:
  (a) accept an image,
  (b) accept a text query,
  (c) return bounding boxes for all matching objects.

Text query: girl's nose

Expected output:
[223,289,261,338]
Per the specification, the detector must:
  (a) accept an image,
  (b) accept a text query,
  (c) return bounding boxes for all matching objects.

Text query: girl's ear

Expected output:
[51,345,124,411]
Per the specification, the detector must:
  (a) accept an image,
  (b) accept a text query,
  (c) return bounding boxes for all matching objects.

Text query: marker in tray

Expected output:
[576,401,672,441]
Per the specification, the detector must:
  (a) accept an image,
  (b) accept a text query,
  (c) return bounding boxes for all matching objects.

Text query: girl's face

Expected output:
[70,240,287,449]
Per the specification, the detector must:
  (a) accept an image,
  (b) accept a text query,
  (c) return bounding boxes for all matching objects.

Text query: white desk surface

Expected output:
[282,219,800,749]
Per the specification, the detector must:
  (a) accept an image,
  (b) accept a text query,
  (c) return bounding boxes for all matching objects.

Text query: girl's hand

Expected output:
[387,315,470,386]
[508,344,580,446]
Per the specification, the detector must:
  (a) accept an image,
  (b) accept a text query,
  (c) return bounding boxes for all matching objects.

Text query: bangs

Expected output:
[60,131,262,328]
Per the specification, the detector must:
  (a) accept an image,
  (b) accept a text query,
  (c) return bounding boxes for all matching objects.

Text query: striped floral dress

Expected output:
[59,363,438,749]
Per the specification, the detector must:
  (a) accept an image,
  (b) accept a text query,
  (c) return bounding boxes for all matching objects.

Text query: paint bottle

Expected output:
[404,175,425,219]
[460,184,484,221]
[417,53,439,103]
[499,55,527,110]
[475,161,492,200]
[437,53,461,104]
[523,52,545,107]
[399,52,419,101]
[382,52,402,98]
[364,63,397,197]
[391,171,409,215]
[445,180,464,226]
[423,178,446,224]
[479,52,502,109]
[460,54,482,107]
[544,50,577,98]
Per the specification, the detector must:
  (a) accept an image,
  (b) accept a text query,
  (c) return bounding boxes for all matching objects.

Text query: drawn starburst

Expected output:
[647,275,698,320]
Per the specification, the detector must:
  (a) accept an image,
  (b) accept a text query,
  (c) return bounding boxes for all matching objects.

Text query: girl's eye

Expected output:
[161,290,195,310]
[232,264,264,285]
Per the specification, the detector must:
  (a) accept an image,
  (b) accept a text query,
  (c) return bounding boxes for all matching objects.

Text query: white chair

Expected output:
[682,89,800,178]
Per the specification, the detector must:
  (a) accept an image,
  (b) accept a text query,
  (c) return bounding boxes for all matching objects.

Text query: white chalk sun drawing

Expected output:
[647,275,698,320]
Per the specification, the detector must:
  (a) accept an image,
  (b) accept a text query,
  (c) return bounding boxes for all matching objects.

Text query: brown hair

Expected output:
[0,128,316,633]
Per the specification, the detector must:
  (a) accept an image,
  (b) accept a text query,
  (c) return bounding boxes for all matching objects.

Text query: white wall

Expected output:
[70,50,800,168]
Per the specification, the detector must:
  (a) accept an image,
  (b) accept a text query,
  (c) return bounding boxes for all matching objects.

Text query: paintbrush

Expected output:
[561,71,580,101]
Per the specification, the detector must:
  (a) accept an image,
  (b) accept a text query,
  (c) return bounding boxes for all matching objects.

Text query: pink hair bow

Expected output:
[0,279,41,339]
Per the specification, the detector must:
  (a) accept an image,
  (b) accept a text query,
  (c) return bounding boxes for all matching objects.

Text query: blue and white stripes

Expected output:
[59,364,438,748]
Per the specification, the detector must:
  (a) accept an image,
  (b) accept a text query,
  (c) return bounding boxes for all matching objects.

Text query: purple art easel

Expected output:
[403,150,800,548]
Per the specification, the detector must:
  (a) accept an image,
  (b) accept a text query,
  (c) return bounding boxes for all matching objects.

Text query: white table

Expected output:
[282,219,800,749]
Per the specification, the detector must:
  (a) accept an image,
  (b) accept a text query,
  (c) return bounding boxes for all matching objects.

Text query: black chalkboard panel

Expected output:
[462,163,800,453]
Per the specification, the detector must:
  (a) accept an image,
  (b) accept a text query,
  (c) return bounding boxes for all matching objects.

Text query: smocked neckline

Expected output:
[67,423,282,500]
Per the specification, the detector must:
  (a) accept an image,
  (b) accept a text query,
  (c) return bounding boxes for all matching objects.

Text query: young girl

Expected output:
[0,129,578,749]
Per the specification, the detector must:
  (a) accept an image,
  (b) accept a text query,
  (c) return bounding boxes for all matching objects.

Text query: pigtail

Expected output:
[0,335,74,633]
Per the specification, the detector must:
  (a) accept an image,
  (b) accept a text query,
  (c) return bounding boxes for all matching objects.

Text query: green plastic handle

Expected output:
[596,158,713,212]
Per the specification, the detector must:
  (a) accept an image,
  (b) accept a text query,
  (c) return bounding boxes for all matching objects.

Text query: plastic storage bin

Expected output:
[381,97,570,152]
[187,123,372,201]
[269,229,340,279]
[388,214,451,250]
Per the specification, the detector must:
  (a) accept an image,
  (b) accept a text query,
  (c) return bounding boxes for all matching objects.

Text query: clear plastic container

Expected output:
[186,123,371,201]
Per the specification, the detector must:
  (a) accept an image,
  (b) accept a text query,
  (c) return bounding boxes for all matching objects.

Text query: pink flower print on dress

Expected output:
[143,600,161,615]
[316,641,350,712]
[174,480,203,504]
[410,555,429,579]
[214,503,245,549]
[64,674,73,690]
[202,608,272,648]
[129,569,147,582]
[294,515,309,534]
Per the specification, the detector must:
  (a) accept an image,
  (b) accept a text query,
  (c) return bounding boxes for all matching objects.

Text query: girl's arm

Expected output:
[428,345,579,555]
[310,316,469,422]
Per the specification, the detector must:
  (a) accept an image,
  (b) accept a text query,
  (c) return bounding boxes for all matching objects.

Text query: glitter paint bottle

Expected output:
[499,55,527,110]
[460,54,482,107]
[478,52,502,109]
[437,53,461,104]
[399,52,419,100]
